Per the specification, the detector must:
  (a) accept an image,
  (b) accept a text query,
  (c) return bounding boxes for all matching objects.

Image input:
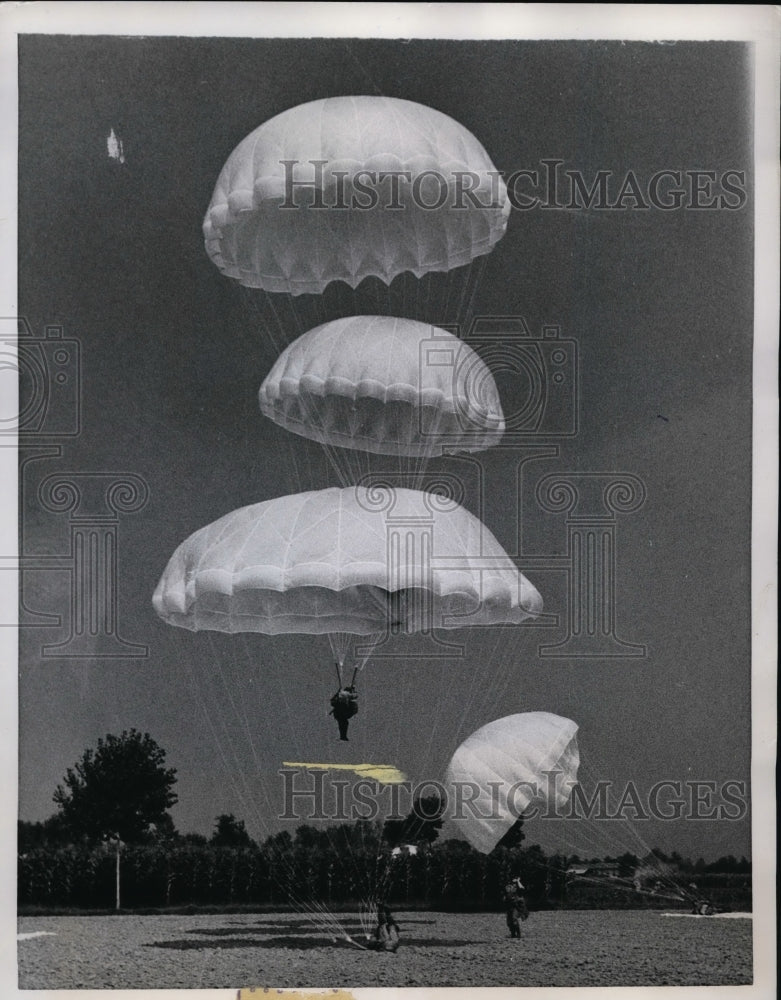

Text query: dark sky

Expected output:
[17,36,753,861]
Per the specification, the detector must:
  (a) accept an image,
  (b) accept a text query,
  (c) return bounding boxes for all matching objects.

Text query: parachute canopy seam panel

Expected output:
[259,316,505,457]
[203,96,510,295]
[153,487,542,635]
[445,713,579,854]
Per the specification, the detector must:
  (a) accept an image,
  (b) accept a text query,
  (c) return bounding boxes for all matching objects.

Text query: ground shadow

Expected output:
[147,935,482,951]
[147,936,364,951]
[224,917,437,930]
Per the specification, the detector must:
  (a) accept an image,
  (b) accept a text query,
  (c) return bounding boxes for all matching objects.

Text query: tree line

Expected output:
[18,730,751,912]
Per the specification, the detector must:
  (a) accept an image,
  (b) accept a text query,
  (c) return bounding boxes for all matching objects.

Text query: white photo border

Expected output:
[1,4,776,1000]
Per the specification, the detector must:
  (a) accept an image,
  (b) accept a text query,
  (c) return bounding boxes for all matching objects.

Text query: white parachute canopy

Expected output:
[445,712,580,854]
[152,486,542,636]
[259,316,505,458]
[203,96,510,295]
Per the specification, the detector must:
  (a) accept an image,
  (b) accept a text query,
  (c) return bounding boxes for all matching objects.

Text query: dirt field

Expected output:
[17,909,752,990]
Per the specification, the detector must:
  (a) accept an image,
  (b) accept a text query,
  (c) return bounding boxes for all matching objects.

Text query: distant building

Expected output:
[566,861,622,878]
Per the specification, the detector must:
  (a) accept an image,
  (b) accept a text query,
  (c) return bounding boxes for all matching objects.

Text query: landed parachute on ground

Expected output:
[445,712,579,854]
[259,316,505,458]
[203,96,510,295]
[152,486,542,637]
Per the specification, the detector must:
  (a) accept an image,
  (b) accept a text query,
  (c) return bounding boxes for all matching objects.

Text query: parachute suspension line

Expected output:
[424,271,434,325]
[184,644,367,941]
[577,758,671,864]
[313,289,324,328]
[456,255,487,335]
[259,290,289,357]
[352,629,380,679]
[254,288,320,494]
[178,642,264,836]
[450,625,524,746]
[265,842,357,943]
[566,757,698,904]
[273,335,363,489]
[534,822,692,906]
[463,623,540,757]
[328,631,383,681]
[451,258,473,333]
[198,638,366,942]
[327,632,352,670]
[472,623,532,726]
[435,270,447,327]
[441,266,455,327]
[414,666,444,779]
[285,288,307,340]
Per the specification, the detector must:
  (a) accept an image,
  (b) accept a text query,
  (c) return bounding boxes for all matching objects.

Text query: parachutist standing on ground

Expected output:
[330,670,358,741]
[503,876,528,939]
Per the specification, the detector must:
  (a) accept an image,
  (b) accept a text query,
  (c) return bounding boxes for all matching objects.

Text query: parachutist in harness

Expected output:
[687,882,713,915]
[368,903,400,952]
[503,877,528,939]
[330,662,358,741]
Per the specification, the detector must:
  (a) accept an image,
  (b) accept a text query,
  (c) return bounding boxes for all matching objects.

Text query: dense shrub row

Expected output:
[17,840,752,912]
[16,841,554,909]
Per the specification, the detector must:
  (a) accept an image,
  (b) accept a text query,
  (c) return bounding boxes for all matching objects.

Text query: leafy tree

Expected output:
[294,825,326,850]
[437,837,479,856]
[53,730,178,844]
[616,852,639,877]
[210,813,254,847]
[150,812,179,843]
[263,830,293,854]
[706,854,744,873]
[382,795,444,847]
[181,832,208,846]
[650,847,670,863]
[18,814,70,852]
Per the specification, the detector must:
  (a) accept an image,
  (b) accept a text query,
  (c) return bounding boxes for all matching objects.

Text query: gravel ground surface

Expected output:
[17,909,752,990]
